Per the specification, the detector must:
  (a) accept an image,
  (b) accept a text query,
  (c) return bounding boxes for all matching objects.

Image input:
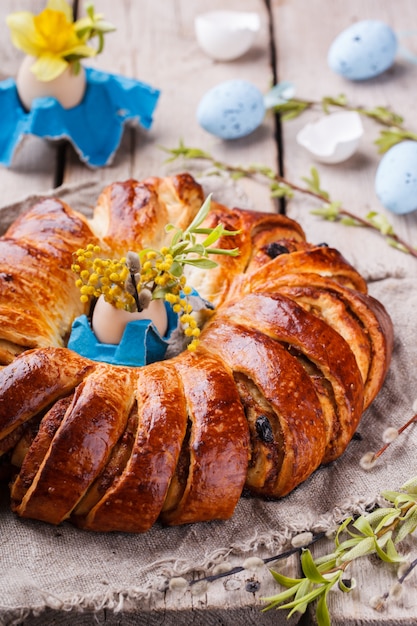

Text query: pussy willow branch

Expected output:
[373,414,417,461]
[178,152,417,259]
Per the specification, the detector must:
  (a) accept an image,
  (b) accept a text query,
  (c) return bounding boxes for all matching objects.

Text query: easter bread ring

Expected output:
[0,173,393,532]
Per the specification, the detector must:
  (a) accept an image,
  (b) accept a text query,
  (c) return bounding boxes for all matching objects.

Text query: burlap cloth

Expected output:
[0,180,416,625]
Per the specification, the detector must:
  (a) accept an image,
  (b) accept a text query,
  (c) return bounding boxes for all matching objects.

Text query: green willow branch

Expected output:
[271,93,417,153]
[262,475,417,625]
[161,141,417,259]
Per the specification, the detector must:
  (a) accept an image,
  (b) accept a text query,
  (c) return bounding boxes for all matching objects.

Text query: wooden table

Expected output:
[1,1,416,624]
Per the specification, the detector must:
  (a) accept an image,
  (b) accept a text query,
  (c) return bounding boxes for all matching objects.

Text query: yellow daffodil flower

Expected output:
[7,0,115,82]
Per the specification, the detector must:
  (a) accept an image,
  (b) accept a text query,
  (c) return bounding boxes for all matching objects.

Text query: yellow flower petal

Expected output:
[34,9,79,53]
[6,12,41,57]
[46,0,74,23]
[62,43,98,58]
[31,53,69,81]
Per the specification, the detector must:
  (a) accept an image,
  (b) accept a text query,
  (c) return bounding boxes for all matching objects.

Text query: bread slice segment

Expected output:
[0,348,96,448]
[214,293,365,464]
[201,319,328,497]
[15,364,135,524]
[161,349,250,525]
[75,361,188,532]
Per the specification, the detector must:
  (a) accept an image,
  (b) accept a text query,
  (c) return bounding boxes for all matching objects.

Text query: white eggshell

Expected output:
[296,111,363,163]
[92,296,168,344]
[375,140,417,215]
[16,55,86,110]
[197,79,265,139]
[195,10,260,61]
[328,20,397,80]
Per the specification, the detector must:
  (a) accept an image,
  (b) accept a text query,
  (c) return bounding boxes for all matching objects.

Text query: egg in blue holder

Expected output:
[67,300,179,367]
[0,68,160,168]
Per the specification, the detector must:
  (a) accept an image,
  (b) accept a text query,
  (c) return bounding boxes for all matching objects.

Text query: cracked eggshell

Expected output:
[197,79,265,139]
[375,140,417,215]
[296,111,363,163]
[195,11,260,61]
[328,20,397,80]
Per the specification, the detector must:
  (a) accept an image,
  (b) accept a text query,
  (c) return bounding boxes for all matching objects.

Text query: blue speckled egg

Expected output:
[197,79,265,139]
[328,20,397,80]
[375,141,417,215]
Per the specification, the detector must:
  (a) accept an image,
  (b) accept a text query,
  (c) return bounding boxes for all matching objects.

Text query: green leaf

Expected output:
[193,227,241,238]
[315,555,338,570]
[375,129,417,154]
[169,261,183,277]
[373,510,401,534]
[363,106,404,126]
[201,224,231,248]
[335,537,363,555]
[270,183,294,198]
[381,490,403,503]
[170,241,189,256]
[181,243,206,256]
[365,211,394,235]
[402,476,417,494]
[301,549,329,584]
[185,194,213,234]
[387,238,412,254]
[365,507,398,527]
[230,171,246,180]
[335,517,353,547]
[182,258,218,269]
[294,577,313,602]
[338,577,354,593]
[400,503,417,520]
[205,246,240,257]
[160,140,213,162]
[262,587,297,610]
[151,285,170,299]
[316,585,332,626]
[395,509,417,543]
[374,536,403,563]
[279,581,333,612]
[339,536,375,562]
[353,516,377,537]
[269,569,303,588]
[321,93,347,112]
[340,216,361,226]
[272,99,310,120]
[310,202,341,221]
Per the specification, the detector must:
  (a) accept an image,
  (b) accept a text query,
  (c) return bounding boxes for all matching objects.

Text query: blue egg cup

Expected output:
[0,67,160,168]
[67,301,179,367]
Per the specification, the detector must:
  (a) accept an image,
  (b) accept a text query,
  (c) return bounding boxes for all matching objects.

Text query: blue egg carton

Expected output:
[0,67,160,168]
[68,300,178,367]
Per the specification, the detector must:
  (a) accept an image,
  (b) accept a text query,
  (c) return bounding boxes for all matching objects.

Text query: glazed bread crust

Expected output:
[0,174,393,532]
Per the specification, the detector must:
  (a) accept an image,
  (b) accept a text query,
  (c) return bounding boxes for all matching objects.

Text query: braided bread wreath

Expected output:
[0,173,393,533]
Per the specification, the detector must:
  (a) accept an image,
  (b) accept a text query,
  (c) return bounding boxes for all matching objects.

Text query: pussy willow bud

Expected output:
[125,272,141,295]
[359,452,377,470]
[138,289,152,310]
[125,251,141,273]
[382,427,399,443]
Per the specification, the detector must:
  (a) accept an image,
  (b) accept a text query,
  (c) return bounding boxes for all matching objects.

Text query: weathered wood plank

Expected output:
[273,1,417,624]
[0,0,60,206]
[62,0,279,213]
[273,0,417,279]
